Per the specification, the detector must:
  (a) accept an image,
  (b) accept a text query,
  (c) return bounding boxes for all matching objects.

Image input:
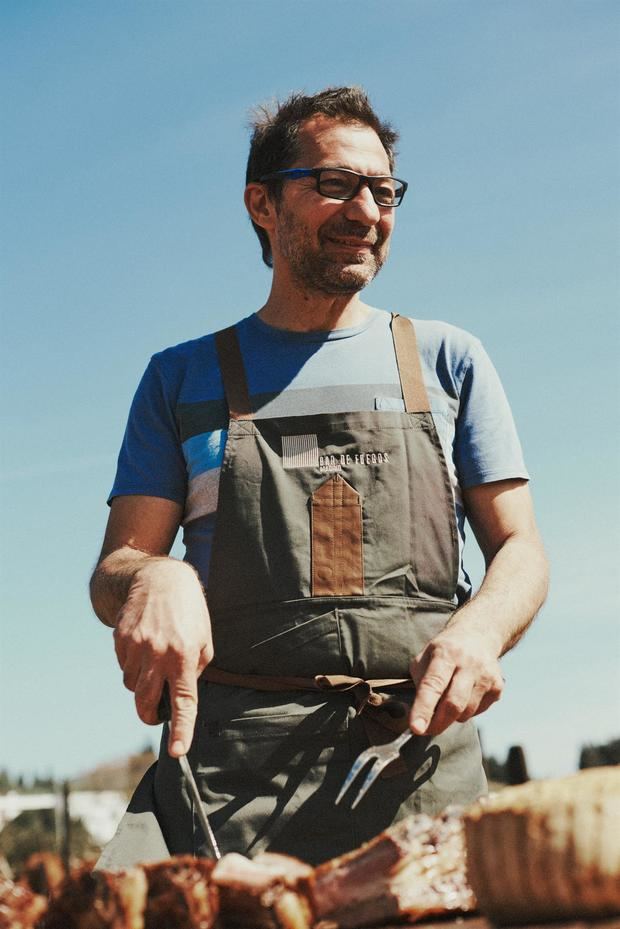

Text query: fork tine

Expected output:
[335,731,414,807]
[349,757,386,810]
[334,750,374,805]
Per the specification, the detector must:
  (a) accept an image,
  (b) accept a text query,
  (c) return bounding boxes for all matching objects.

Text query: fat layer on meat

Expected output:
[304,808,475,929]
[213,851,313,929]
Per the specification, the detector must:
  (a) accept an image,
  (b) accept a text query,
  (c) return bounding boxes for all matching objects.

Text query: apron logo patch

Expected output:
[282,434,320,469]
[319,451,390,472]
[282,435,390,471]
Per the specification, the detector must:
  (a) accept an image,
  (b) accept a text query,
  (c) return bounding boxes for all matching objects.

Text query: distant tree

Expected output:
[483,754,506,782]
[0,809,99,872]
[32,775,55,791]
[0,769,11,793]
[579,738,620,769]
[506,745,529,784]
[483,745,530,785]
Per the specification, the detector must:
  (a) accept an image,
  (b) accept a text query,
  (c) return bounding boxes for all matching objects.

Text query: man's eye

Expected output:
[319,173,353,196]
[373,182,396,202]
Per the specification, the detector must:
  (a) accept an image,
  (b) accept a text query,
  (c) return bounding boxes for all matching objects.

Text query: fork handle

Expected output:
[393,729,413,749]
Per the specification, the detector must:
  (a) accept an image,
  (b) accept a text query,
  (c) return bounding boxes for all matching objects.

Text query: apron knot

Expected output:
[313,675,406,716]
[313,674,414,780]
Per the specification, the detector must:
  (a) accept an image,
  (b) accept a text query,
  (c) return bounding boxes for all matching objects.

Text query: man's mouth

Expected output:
[325,236,376,249]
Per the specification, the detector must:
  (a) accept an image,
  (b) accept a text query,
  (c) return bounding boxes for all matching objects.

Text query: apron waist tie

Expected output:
[202,665,412,715]
[201,667,415,779]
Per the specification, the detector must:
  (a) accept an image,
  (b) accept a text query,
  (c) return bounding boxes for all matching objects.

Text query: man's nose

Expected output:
[343,183,382,224]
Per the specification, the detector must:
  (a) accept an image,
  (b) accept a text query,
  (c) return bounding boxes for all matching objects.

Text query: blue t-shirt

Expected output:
[110,310,528,603]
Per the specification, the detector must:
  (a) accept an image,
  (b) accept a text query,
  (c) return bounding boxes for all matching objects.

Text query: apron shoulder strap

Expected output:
[214,325,254,420]
[390,313,431,413]
[215,314,428,418]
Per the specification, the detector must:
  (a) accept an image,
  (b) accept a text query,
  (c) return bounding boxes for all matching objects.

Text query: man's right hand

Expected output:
[112,557,214,757]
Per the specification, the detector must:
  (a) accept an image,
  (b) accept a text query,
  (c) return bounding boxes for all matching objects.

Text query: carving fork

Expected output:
[335,730,413,809]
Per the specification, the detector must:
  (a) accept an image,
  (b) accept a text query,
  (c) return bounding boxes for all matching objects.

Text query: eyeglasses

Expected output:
[259,167,408,208]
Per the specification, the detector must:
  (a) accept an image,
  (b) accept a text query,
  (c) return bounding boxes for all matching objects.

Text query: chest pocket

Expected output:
[375,396,451,450]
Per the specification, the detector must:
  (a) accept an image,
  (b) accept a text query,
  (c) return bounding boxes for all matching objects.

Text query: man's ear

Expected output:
[244,183,277,232]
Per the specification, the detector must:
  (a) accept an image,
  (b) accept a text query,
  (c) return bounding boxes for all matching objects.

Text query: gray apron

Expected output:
[100,314,486,869]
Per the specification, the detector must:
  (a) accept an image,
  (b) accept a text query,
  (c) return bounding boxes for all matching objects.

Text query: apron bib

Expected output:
[101,314,487,869]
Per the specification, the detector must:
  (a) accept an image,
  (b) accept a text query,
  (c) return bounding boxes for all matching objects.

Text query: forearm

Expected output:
[448,530,549,657]
[90,545,193,628]
[409,485,549,736]
[90,496,212,755]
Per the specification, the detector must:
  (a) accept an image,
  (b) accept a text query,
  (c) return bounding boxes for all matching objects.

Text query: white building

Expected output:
[0,790,127,846]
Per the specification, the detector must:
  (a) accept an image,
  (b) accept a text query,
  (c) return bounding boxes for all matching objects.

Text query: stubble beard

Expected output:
[276,212,388,296]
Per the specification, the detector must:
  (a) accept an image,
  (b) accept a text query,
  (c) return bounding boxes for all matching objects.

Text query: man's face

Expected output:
[270,116,396,295]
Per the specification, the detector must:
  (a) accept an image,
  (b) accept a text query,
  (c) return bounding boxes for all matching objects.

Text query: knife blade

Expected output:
[157,683,222,860]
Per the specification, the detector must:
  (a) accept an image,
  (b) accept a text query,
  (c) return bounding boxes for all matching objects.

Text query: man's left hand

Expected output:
[409,624,504,736]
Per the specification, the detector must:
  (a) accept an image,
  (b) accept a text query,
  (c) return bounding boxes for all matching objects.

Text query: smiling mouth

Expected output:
[326,237,375,249]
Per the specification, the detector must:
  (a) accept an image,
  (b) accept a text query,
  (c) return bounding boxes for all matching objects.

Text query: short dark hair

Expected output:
[246,86,399,267]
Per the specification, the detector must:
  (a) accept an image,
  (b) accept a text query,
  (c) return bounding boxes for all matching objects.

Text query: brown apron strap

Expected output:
[390,313,431,413]
[202,666,412,713]
[214,326,253,420]
[216,315,427,418]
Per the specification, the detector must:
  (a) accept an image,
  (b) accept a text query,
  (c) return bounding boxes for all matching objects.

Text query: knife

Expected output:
[157,684,222,860]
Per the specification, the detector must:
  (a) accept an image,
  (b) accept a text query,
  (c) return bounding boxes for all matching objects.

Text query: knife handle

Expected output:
[157,682,172,723]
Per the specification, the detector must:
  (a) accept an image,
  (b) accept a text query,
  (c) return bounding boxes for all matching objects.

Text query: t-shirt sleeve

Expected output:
[454,338,529,489]
[108,356,187,505]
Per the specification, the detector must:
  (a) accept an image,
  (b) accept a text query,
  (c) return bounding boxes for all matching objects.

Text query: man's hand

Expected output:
[89,496,214,758]
[113,558,214,757]
[408,479,548,737]
[409,625,503,736]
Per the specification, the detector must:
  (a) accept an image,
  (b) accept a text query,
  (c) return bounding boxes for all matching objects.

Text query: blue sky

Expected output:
[1,0,619,782]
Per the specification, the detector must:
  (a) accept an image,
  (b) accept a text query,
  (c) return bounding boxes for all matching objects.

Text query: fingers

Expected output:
[409,637,505,736]
[425,669,476,735]
[457,675,504,722]
[425,669,502,734]
[115,616,205,739]
[167,663,199,758]
[134,668,165,725]
[409,651,456,735]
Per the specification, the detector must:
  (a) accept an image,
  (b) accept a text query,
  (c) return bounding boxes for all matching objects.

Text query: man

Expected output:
[91,86,548,866]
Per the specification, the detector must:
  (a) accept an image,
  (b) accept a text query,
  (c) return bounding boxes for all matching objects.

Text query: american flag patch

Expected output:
[282,434,320,470]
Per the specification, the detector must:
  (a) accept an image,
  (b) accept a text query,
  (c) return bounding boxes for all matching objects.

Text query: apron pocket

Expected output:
[213,605,346,675]
[193,693,356,860]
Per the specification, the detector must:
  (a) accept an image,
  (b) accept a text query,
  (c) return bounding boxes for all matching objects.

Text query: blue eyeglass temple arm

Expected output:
[260,168,325,181]
[275,168,314,179]
[260,168,402,183]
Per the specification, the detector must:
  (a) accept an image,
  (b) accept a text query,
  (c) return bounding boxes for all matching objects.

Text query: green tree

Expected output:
[579,738,620,769]
[32,775,55,791]
[0,809,99,872]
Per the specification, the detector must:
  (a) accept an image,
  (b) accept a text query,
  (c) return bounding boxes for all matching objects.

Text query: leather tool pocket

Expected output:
[311,475,364,596]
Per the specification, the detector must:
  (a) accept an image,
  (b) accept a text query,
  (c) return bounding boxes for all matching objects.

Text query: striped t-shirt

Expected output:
[110,309,529,603]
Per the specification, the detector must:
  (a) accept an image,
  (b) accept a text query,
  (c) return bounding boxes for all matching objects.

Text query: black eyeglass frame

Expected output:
[258,167,408,207]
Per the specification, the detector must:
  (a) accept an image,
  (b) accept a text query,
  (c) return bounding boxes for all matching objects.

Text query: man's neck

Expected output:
[257,277,373,333]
